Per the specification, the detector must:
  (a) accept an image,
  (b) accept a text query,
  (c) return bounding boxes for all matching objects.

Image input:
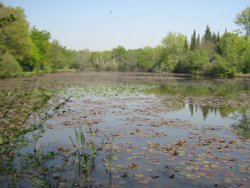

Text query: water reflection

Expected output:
[188,104,237,120]
[149,81,250,137]
[150,79,250,97]
[232,110,250,138]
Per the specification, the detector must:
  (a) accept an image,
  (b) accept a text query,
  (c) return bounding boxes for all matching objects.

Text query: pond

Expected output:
[0,72,250,187]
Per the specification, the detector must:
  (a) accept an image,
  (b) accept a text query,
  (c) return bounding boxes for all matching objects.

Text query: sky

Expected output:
[1,0,249,51]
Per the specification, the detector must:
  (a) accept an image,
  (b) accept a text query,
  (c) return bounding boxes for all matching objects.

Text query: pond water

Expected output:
[0,72,250,188]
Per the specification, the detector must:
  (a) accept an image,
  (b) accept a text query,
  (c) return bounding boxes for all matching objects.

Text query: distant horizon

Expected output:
[1,0,249,51]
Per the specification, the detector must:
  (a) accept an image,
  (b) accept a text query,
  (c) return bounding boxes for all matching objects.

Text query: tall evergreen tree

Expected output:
[212,32,217,43]
[203,25,212,42]
[184,37,189,51]
[196,34,200,49]
[215,32,221,54]
[190,30,196,51]
[216,33,220,43]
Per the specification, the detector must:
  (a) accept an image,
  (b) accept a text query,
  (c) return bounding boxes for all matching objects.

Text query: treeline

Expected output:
[1,3,250,78]
[0,3,77,77]
[80,30,250,78]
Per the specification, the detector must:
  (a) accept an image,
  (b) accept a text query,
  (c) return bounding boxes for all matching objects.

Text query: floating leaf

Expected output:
[134,173,144,178]
[138,178,150,184]
[130,163,138,168]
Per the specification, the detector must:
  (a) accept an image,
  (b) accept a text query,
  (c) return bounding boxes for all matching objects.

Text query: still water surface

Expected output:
[0,73,249,187]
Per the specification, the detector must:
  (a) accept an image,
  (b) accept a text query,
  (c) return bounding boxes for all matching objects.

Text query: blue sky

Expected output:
[1,0,249,51]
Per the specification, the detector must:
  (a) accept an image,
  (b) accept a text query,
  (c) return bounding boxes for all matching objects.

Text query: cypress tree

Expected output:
[190,30,196,51]
[212,32,217,44]
[224,28,228,35]
[203,25,212,42]
[184,37,189,51]
[215,32,221,54]
[216,32,220,43]
[196,34,200,49]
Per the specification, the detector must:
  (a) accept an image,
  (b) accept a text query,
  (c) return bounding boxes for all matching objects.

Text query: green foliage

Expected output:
[190,30,197,51]
[235,6,250,36]
[0,52,22,77]
[175,50,209,74]
[136,47,156,72]
[30,27,51,54]
[0,7,16,28]
[200,25,219,58]
[90,51,118,71]
[0,5,33,61]
[204,55,236,78]
[162,32,187,54]
[218,33,248,71]
[159,33,188,72]
[240,48,250,73]
[48,40,66,71]
[111,46,128,71]
[30,27,51,70]
[203,25,212,42]
[69,50,90,71]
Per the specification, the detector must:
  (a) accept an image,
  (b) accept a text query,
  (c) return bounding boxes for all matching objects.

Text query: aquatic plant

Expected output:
[68,126,97,179]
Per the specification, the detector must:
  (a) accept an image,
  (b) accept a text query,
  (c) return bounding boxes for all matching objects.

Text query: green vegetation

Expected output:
[69,126,96,179]
[235,6,250,36]
[0,3,74,76]
[0,52,22,77]
[1,3,250,78]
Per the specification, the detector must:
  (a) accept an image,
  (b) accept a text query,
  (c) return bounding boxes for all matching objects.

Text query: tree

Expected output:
[175,50,209,74]
[0,3,16,28]
[30,27,51,71]
[184,37,189,51]
[204,54,236,78]
[190,30,201,51]
[30,27,51,59]
[240,46,250,73]
[203,25,212,42]
[190,30,196,51]
[219,33,248,70]
[235,6,250,36]
[48,40,66,71]
[111,46,127,71]
[72,49,91,71]
[196,34,201,49]
[136,47,156,72]
[162,32,187,54]
[201,26,217,58]
[0,4,33,61]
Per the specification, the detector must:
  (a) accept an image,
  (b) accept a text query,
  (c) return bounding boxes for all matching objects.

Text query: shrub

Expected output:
[240,49,250,73]
[0,53,22,77]
[205,55,236,78]
[174,50,209,74]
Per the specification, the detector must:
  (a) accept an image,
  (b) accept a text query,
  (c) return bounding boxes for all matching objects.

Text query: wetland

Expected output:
[0,72,250,188]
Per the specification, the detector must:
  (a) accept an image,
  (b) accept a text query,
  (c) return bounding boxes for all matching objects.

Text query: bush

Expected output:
[205,55,236,78]
[104,61,118,71]
[174,50,209,74]
[240,49,250,73]
[0,53,22,77]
